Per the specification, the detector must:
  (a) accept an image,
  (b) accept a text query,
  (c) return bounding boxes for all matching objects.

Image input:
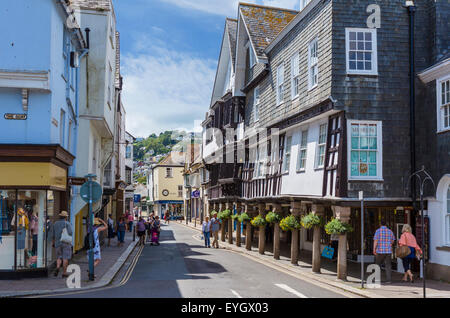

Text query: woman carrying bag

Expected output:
[398,224,422,283]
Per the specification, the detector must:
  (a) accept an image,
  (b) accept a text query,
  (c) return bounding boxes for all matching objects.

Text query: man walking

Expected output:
[211,212,220,249]
[49,211,73,278]
[373,219,396,284]
[127,212,134,233]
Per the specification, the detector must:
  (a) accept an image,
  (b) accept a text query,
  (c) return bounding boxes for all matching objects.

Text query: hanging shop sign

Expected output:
[4,113,27,120]
[68,177,87,186]
[192,190,200,198]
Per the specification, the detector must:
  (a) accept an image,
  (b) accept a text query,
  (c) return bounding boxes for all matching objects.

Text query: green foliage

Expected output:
[265,212,281,224]
[325,218,354,235]
[133,131,203,162]
[218,209,231,220]
[300,213,324,230]
[250,215,267,227]
[237,213,250,223]
[133,131,180,162]
[231,214,240,220]
[136,176,147,185]
[280,215,301,231]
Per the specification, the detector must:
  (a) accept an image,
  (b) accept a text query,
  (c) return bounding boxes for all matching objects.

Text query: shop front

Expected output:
[0,145,74,279]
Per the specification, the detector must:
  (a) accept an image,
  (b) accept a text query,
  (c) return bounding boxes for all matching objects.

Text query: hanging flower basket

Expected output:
[237,212,250,223]
[325,218,354,235]
[231,213,240,221]
[218,209,232,220]
[210,210,218,218]
[280,215,301,231]
[300,212,324,230]
[265,211,281,224]
[250,215,267,227]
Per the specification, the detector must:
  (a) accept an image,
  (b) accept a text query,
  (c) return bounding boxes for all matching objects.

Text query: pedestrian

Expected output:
[398,224,423,283]
[211,212,220,249]
[87,218,108,277]
[202,216,212,248]
[127,212,134,233]
[136,217,146,246]
[165,210,170,224]
[107,214,115,247]
[49,211,73,278]
[150,216,161,246]
[373,219,396,284]
[116,217,127,247]
[330,234,339,261]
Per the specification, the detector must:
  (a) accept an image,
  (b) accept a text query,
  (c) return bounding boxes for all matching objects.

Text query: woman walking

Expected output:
[151,216,161,246]
[202,216,211,248]
[116,217,127,247]
[399,224,422,283]
[136,217,146,246]
[87,218,107,278]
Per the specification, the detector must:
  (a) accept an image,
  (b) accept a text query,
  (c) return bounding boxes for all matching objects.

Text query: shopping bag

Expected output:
[322,246,334,259]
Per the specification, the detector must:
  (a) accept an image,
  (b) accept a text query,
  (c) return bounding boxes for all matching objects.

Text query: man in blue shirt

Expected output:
[202,216,212,248]
[373,219,396,284]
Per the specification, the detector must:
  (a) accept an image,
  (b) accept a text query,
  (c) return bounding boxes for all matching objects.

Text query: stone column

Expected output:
[290,202,302,265]
[258,203,266,255]
[219,203,226,242]
[245,204,253,251]
[235,202,242,247]
[272,203,282,260]
[333,206,351,280]
[311,204,325,273]
[227,202,233,244]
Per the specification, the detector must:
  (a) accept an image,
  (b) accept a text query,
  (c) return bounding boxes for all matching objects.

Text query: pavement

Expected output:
[180,220,450,299]
[41,223,356,298]
[0,230,138,298]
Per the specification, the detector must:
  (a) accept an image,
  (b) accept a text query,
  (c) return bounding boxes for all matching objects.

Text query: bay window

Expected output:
[348,120,383,180]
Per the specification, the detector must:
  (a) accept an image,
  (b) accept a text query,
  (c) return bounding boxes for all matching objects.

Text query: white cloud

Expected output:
[122,44,216,137]
[158,0,299,17]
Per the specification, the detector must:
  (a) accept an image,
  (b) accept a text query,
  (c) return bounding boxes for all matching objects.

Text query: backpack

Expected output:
[83,233,90,250]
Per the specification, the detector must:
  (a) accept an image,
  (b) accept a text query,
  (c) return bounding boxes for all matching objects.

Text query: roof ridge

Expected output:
[238,2,299,14]
[226,17,238,22]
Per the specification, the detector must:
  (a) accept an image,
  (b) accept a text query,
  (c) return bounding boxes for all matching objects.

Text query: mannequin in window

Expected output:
[12,208,29,268]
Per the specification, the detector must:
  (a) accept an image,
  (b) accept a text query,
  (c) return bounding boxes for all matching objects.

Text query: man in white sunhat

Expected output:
[49,211,73,278]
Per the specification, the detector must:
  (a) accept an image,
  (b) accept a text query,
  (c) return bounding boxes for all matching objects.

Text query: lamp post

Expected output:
[407,166,435,299]
[359,191,365,289]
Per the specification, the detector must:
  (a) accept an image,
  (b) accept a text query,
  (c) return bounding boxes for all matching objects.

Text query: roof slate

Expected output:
[69,0,111,11]
[226,18,238,69]
[239,3,298,59]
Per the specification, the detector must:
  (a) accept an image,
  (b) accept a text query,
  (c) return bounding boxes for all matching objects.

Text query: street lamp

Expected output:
[407,166,436,299]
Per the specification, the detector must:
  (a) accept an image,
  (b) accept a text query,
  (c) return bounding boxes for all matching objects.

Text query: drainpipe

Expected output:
[406,1,417,208]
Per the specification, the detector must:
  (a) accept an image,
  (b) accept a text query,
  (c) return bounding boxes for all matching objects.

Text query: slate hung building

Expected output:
[202,0,449,281]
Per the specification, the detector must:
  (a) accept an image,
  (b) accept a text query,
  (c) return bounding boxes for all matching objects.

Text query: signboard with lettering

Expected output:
[4,113,27,120]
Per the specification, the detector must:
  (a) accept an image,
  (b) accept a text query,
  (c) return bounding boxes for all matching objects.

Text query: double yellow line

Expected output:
[28,244,144,298]
[118,244,144,287]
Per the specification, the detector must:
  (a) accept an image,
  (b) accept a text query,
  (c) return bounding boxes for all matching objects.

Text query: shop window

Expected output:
[0,190,16,270]
[0,190,49,271]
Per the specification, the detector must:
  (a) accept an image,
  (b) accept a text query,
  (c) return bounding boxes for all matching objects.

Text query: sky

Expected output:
[114,0,300,138]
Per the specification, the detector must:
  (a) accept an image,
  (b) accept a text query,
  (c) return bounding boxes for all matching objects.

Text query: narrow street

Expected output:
[48,223,351,298]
